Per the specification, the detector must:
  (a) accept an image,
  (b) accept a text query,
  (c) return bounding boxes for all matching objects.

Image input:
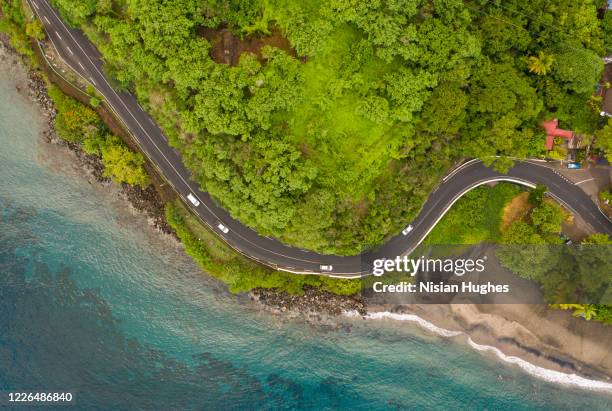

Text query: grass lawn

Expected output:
[424,183,522,245]
[272,21,405,200]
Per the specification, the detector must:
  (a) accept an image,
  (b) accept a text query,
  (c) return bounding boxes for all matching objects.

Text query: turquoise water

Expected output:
[1,62,611,410]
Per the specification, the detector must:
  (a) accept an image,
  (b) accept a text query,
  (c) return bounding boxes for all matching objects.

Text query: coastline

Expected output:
[2,33,612,394]
[0,36,172,236]
[358,304,612,391]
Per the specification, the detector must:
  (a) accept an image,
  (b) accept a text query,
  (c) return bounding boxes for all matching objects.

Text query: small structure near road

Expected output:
[542,118,581,151]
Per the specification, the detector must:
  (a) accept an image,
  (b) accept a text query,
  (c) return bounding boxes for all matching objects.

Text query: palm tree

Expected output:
[572,305,598,321]
[527,51,555,76]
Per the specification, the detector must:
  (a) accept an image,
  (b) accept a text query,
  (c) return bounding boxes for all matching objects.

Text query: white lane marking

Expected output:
[89,77,96,86]
[40,4,326,266]
[33,2,39,10]
[66,46,73,55]
[574,178,595,185]
[78,62,85,70]
[442,158,481,182]
[42,0,608,272]
[55,31,62,40]
[44,16,50,24]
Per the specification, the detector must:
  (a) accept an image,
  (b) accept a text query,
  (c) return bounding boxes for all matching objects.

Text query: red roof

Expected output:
[542,119,573,150]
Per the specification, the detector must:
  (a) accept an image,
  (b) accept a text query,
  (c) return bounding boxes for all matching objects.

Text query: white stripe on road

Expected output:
[44,16,50,24]
[89,77,96,86]
[78,62,85,70]
[66,46,73,55]
[55,31,62,40]
[33,2,39,9]
[574,178,595,185]
[39,1,326,267]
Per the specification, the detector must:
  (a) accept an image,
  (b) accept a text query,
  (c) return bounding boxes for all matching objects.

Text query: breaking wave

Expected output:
[345,310,612,393]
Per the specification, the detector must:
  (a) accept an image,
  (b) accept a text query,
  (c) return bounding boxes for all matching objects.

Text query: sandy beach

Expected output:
[367,303,612,383]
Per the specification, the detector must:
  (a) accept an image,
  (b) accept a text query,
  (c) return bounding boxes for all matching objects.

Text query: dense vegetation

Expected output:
[426,182,611,323]
[1,0,38,61]
[47,86,150,187]
[496,189,610,323]
[1,3,361,296]
[4,0,611,303]
[47,0,611,254]
[1,1,149,187]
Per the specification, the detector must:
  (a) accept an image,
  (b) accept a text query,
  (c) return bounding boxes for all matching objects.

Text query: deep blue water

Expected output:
[1,59,611,410]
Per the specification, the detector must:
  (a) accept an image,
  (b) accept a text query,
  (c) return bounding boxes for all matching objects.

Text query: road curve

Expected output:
[29,0,612,278]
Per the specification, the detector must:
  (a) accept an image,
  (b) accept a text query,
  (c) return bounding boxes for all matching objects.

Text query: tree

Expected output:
[595,119,612,159]
[554,46,603,95]
[572,304,598,320]
[101,137,150,187]
[603,10,612,54]
[47,86,103,143]
[497,221,560,280]
[25,20,45,40]
[49,0,608,255]
[582,233,612,245]
[528,184,547,206]
[52,0,97,25]
[526,51,555,76]
[530,202,563,233]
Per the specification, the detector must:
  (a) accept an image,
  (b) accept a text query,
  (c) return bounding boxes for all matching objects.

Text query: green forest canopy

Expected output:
[51,0,611,254]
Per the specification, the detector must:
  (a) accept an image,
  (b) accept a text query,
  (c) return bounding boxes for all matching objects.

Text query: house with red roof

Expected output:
[541,118,575,151]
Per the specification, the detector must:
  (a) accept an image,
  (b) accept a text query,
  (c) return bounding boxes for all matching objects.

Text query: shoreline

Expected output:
[347,307,612,394]
[0,36,173,237]
[2,34,611,393]
[345,305,612,393]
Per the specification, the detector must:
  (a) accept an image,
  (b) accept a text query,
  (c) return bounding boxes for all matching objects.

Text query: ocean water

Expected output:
[1,62,611,411]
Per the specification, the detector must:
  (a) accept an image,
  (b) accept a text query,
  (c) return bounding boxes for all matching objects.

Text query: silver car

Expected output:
[187,193,200,207]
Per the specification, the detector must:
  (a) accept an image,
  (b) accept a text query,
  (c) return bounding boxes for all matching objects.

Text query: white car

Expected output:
[320,265,333,272]
[217,223,229,234]
[187,193,200,207]
[402,224,413,235]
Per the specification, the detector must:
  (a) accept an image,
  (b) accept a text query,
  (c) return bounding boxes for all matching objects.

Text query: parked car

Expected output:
[320,265,333,272]
[567,162,581,169]
[402,225,414,235]
[217,223,229,234]
[187,193,200,206]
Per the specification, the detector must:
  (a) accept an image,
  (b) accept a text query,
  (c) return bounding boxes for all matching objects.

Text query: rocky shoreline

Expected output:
[251,286,367,317]
[2,34,365,316]
[1,37,172,235]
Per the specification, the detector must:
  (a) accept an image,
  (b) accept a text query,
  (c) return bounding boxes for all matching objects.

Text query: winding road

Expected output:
[28,0,612,278]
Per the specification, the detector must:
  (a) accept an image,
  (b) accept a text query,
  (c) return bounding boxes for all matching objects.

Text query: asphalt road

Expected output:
[29,0,612,278]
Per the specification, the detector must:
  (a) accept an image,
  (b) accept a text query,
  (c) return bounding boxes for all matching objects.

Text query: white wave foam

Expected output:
[344,310,612,393]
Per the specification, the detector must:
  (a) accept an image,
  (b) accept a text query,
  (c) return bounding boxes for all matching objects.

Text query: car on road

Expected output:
[187,193,200,206]
[217,223,229,234]
[320,265,333,272]
[402,225,414,235]
[567,162,581,169]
